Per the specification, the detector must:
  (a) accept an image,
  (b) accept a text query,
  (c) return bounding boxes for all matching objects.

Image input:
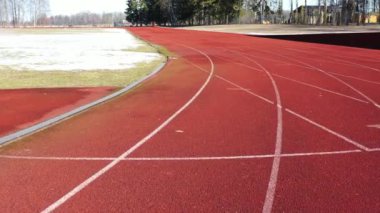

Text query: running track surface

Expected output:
[0,27,379,212]
[0,87,115,137]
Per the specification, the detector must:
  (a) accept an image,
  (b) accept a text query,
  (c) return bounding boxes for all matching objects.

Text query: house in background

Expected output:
[289,5,379,25]
[289,5,334,25]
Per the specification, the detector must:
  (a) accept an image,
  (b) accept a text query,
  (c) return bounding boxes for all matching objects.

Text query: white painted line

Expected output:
[274,53,380,109]
[368,148,380,152]
[272,74,369,104]
[328,72,380,85]
[214,55,290,71]
[214,53,367,104]
[0,155,115,161]
[286,47,380,66]
[126,150,363,161]
[285,108,371,151]
[226,87,251,91]
[236,54,283,213]
[185,60,275,104]
[227,51,293,66]
[333,58,380,73]
[0,149,365,162]
[192,52,374,158]
[0,62,167,147]
[367,124,380,129]
[41,45,215,213]
[216,75,275,105]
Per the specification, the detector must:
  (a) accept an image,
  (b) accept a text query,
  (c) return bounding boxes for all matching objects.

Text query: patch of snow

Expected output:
[0,29,161,71]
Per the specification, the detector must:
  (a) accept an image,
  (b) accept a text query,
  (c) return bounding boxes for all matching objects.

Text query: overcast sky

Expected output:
[49,0,126,15]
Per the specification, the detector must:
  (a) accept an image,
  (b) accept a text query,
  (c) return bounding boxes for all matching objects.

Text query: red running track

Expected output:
[0,28,379,212]
[0,87,115,137]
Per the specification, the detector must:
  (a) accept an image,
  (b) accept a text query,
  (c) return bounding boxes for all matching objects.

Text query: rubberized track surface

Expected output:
[0,87,115,137]
[0,28,379,212]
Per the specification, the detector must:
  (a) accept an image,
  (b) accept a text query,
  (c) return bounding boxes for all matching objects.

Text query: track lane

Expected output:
[42,44,216,212]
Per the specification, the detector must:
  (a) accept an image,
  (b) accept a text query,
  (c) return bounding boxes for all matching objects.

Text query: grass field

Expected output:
[0,28,166,89]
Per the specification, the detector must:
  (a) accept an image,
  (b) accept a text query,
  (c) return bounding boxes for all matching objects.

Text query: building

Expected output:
[290,5,334,25]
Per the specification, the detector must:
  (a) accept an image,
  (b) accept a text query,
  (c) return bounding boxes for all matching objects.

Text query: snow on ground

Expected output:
[0,29,161,71]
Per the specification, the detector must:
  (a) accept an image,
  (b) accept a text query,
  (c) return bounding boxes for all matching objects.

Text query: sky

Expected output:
[49,0,126,15]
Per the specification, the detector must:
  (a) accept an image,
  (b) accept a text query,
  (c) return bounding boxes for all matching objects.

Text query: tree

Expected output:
[126,0,139,25]
[30,0,49,26]
[0,0,48,27]
[125,0,148,26]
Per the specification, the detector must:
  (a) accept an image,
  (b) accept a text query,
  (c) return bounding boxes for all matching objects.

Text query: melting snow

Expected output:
[0,29,161,71]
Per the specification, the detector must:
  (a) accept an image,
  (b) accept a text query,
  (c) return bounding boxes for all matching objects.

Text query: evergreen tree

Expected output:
[125,0,148,26]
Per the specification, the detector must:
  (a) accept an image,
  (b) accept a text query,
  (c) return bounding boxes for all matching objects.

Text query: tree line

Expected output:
[125,0,244,26]
[41,12,125,27]
[125,0,379,26]
[0,0,126,27]
[0,0,49,26]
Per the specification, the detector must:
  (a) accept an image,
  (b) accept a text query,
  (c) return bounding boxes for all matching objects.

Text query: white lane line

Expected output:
[227,87,251,91]
[126,150,362,160]
[272,74,369,104]
[41,45,215,213]
[328,72,380,85]
[0,155,115,161]
[367,124,380,129]
[233,51,284,213]
[192,53,373,158]
[0,150,366,161]
[285,108,371,151]
[213,55,267,73]
[215,51,287,65]
[236,47,380,108]
[285,47,380,65]
[214,54,367,104]
[368,148,380,152]
[216,75,274,104]
[333,58,380,73]
[273,53,380,109]
[185,60,275,104]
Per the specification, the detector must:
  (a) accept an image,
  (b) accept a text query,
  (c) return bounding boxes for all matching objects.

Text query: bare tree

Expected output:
[0,0,49,27]
[30,0,49,26]
[0,0,10,26]
[323,0,327,23]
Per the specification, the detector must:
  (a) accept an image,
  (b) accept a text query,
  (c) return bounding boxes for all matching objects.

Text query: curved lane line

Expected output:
[285,47,380,72]
[260,50,380,109]
[230,48,379,108]
[272,74,369,104]
[328,72,380,86]
[185,60,274,104]
[216,53,368,104]
[197,53,372,152]
[285,46,380,63]
[232,51,284,213]
[211,55,368,104]
[41,45,215,213]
